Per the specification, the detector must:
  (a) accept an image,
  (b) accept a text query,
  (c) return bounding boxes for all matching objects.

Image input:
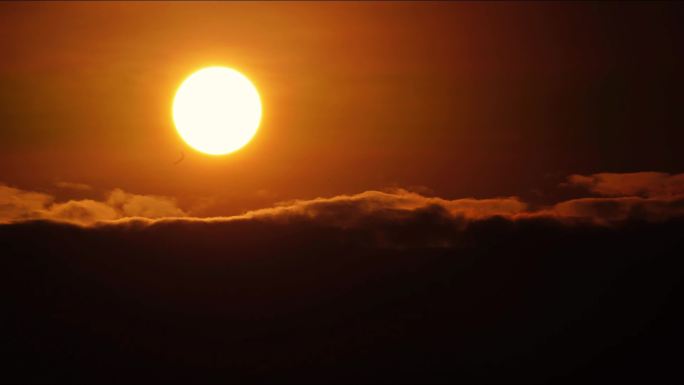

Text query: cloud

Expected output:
[46,199,119,223]
[54,181,93,191]
[566,172,684,198]
[0,184,186,224]
[0,184,528,227]
[0,184,53,222]
[178,182,684,226]
[551,172,684,223]
[3,171,684,227]
[242,189,526,227]
[550,195,684,223]
[106,188,186,218]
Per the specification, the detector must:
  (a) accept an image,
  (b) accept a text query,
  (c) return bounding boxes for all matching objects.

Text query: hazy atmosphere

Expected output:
[2,2,684,383]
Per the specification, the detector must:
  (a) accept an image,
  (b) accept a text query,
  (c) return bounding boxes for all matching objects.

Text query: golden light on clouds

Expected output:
[172,66,262,156]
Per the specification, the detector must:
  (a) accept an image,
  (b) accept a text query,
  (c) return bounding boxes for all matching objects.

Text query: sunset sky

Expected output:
[2,2,683,217]
[2,2,684,383]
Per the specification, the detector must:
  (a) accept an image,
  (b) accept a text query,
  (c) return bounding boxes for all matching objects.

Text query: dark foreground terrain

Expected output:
[2,216,683,383]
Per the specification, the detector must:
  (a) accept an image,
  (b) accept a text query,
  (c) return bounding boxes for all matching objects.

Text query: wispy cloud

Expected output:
[54,181,93,191]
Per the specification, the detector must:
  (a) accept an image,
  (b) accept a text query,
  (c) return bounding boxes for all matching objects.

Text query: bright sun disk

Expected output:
[173,66,262,155]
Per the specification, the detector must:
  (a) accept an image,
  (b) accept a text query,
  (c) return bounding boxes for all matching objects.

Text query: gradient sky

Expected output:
[3,4,684,382]
[1,1,683,216]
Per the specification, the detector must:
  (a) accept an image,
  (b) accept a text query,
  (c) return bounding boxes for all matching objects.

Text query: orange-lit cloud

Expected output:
[0,185,53,221]
[106,188,186,219]
[3,171,684,226]
[240,189,526,226]
[46,199,119,223]
[0,184,186,225]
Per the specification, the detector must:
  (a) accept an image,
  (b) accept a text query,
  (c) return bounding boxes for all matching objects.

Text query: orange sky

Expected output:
[1,2,683,216]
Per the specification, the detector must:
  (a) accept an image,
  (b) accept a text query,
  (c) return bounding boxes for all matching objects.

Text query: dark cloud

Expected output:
[2,172,684,382]
[1,210,683,383]
[550,195,684,223]
[549,172,684,223]
[566,172,684,198]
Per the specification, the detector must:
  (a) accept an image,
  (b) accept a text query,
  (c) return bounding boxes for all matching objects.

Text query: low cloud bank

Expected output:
[2,171,684,226]
[1,172,684,382]
[1,194,683,383]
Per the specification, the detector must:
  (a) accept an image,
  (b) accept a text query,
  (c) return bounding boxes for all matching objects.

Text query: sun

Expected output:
[172,66,262,155]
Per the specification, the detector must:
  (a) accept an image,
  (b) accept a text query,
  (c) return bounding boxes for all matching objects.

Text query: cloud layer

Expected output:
[1,197,683,383]
[2,171,684,227]
[2,171,684,382]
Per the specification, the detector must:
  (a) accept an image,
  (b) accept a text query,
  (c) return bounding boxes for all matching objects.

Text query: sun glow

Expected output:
[173,67,262,155]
